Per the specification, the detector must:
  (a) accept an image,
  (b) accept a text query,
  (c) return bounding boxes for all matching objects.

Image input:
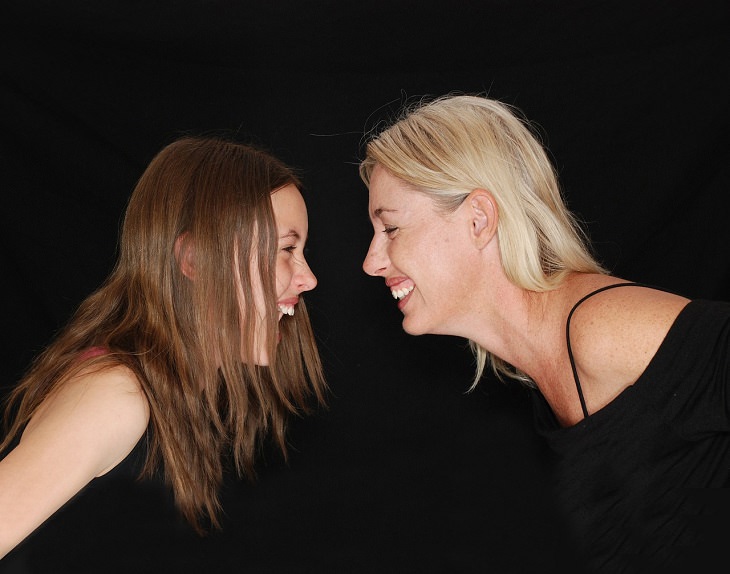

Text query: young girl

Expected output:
[0,136,327,560]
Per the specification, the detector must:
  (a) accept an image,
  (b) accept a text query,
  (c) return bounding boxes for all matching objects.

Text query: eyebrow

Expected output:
[372,207,397,218]
[279,229,301,240]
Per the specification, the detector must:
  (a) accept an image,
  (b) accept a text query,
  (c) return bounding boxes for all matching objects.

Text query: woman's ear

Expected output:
[174,233,196,279]
[468,189,498,249]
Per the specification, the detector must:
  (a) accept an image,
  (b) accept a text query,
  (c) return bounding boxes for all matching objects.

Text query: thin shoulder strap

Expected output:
[566,282,643,418]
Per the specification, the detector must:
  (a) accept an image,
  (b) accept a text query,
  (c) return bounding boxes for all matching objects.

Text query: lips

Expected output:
[386,277,415,301]
[384,278,414,312]
[391,285,414,300]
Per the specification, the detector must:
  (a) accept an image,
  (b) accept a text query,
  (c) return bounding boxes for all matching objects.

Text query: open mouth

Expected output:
[391,285,414,301]
[277,303,295,316]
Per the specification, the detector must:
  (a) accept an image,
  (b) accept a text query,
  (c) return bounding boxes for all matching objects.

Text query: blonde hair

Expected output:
[360,94,606,387]
[2,136,327,531]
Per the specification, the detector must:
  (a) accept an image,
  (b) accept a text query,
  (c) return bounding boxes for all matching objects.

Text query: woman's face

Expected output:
[362,166,476,337]
[246,184,317,365]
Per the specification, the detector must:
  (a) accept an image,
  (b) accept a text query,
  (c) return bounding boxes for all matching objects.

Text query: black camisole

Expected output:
[533,289,730,572]
[566,282,669,418]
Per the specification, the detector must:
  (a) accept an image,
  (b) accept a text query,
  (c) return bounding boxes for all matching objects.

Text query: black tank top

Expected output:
[534,295,730,572]
[0,433,202,573]
[566,282,669,418]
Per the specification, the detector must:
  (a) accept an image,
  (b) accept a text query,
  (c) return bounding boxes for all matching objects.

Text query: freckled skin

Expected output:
[363,166,480,337]
[361,167,690,426]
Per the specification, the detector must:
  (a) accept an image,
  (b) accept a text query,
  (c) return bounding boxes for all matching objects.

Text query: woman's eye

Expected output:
[382,226,398,235]
[283,245,296,253]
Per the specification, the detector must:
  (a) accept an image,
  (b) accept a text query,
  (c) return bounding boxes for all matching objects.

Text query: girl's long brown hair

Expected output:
[1,136,327,532]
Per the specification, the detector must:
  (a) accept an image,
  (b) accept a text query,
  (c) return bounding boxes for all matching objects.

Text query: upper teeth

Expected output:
[278,304,295,316]
[391,285,414,300]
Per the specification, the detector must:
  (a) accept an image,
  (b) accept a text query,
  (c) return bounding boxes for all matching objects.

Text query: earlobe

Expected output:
[174,233,196,279]
[468,189,498,249]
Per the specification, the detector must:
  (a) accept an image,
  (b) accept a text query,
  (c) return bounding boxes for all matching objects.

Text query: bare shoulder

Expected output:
[23,363,150,476]
[0,364,150,556]
[567,282,690,407]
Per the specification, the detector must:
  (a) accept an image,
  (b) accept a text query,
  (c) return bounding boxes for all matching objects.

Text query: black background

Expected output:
[1,1,729,572]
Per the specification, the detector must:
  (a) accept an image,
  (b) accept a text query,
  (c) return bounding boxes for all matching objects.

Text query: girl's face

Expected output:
[245,184,317,365]
[362,166,478,337]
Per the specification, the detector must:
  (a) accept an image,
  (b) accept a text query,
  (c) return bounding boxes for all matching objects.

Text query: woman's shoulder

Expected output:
[565,278,690,410]
[568,279,690,327]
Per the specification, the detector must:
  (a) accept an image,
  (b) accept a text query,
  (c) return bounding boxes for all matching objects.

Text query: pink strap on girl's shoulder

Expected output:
[78,346,108,361]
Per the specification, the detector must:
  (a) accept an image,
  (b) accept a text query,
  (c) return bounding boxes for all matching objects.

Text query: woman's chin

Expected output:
[402,317,427,336]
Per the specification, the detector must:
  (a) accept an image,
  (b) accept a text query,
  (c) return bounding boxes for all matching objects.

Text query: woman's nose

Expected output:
[362,235,387,277]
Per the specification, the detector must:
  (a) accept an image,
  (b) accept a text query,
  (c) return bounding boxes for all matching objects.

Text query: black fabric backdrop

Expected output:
[1,1,728,572]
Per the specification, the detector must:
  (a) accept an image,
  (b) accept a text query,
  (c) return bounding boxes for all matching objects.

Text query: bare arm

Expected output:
[0,365,149,558]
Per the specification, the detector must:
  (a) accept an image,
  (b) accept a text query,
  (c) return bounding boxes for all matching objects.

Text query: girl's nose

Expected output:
[296,259,317,292]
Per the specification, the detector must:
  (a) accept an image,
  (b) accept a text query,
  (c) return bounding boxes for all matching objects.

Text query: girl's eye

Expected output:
[283,245,296,254]
[382,226,398,236]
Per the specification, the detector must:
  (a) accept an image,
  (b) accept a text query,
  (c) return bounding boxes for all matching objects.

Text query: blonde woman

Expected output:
[0,136,327,559]
[360,94,729,571]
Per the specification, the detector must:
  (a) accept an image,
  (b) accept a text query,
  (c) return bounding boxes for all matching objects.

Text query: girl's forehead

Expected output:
[271,185,308,233]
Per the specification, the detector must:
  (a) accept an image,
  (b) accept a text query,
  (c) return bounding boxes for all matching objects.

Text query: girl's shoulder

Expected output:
[25,359,150,475]
[0,359,150,557]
